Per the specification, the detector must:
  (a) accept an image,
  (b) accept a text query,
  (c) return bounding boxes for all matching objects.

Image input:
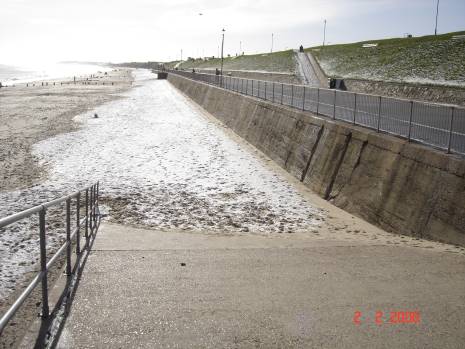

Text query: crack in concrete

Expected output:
[324,133,352,200]
[300,125,324,182]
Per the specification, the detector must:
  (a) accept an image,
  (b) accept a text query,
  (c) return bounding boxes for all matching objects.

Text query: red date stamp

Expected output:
[353,310,420,325]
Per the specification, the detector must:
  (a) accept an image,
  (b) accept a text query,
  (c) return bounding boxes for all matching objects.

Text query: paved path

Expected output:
[56,222,465,349]
[295,51,322,87]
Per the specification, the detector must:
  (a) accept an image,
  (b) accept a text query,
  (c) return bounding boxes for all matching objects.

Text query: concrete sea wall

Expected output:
[167,73,465,246]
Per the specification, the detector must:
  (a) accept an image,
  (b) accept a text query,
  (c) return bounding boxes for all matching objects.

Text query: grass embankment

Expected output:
[308,31,465,87]
[166,50,296,73]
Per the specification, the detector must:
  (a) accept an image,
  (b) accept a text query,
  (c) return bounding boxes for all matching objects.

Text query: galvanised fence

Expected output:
[168,70,465,156]
[0,183,100,338]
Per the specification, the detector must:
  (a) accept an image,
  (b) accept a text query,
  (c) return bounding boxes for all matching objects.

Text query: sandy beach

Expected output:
[0,69,133,348]
[0,69,133,192]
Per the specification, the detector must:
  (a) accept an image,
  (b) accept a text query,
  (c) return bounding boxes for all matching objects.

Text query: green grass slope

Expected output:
[308,31,465,86]
[166,50,296,73]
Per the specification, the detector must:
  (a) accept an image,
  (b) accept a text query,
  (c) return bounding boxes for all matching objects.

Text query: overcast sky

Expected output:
[1,0,464,65]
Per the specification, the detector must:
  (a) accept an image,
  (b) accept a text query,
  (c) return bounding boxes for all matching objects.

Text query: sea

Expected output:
[0,62,112,86]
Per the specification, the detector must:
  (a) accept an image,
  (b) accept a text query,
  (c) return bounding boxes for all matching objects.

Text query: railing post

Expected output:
[333,90,337,119]
[93,185,97,227]
[264,81,267,100]
[39,209,49,318]
[66,199,72,276]
[302,86,306,111]
[95,182,100,223]
[291,85,294,107]
[272,82,275,103]
[377,96,382,132]
[316,88,320,114]
[447,107,455,153]
[408,101,414,141]
[353,93,357,125]
[281,83,284,105]
[76,193,81,255]
[251,80,254,96]
[89,186,93,234]
[85,189,89,248]
[257,80,260,98]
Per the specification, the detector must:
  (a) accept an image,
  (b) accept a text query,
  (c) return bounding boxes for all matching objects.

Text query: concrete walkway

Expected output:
[295,51,322,87]
[56,223,465,348]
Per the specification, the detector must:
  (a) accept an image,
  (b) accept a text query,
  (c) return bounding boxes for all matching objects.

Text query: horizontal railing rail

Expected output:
[165,70,465,156]
[0,182,101,335]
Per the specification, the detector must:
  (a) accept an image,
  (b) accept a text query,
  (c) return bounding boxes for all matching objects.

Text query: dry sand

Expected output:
[0,69,133,191]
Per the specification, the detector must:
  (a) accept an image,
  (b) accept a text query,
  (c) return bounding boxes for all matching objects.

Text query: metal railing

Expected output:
[167,70,465,155]
[0,182,101,334]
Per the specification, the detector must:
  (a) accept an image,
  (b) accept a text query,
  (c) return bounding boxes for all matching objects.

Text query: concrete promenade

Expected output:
[56,222,465,348]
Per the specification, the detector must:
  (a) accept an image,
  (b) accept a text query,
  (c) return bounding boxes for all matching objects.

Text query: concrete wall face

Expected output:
[168,74,465,246]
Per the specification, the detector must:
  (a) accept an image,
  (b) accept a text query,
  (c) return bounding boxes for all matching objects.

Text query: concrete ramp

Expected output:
[56,223,465,348]
[295,51,326,87]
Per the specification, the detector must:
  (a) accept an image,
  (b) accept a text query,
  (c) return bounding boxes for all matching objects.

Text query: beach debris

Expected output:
[180,263,186,267]
[94,113,99,118]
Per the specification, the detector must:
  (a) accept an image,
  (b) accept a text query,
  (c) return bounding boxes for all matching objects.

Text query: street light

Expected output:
[323,19,327,47]
[220,28,225,75]
[271,33,274,53]
[434,0,440,35]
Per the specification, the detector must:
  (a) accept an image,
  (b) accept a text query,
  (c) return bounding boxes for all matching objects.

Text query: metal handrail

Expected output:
[0,182,101,333]
[165,70,465,156]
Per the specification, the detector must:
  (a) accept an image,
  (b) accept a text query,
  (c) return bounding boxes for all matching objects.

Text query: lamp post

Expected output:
[434,0,440,35]
[323,19,327,47]
[220,28,225,75]
[271,33,274,53]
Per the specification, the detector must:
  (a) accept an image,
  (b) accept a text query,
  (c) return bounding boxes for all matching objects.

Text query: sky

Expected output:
[1,0,464,65]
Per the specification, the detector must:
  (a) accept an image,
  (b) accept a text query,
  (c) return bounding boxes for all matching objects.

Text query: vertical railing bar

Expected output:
[96,182,100,223]
[76,193,81,255]
[333,90,337,119]
[291,85,294,107]
[408,101,414,141]
[39,209,49,318]
[353,93,357,125]
[302,86,306,111]
[272,82,275,103]
[316,88,320,115]
[85,189,89,249]
[281,83,284,105]
[377,96,382,132]
[89,186,93,235]
[447,107,455,153]
[252,80,254,97]
[264,81,267,100]
[66,199,72,276]
[93,185,97,227]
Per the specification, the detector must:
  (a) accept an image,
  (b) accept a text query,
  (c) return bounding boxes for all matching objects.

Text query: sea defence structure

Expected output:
[167,73,465,246]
